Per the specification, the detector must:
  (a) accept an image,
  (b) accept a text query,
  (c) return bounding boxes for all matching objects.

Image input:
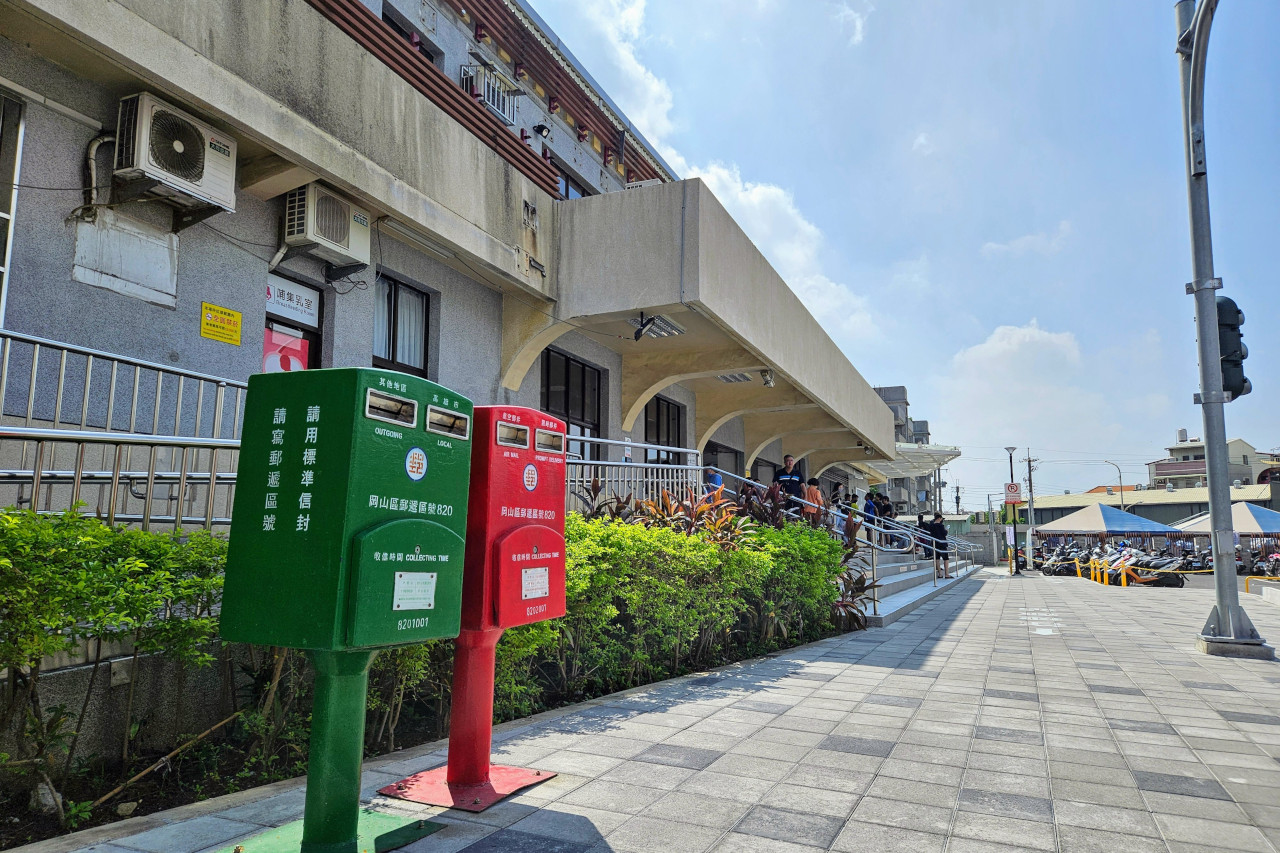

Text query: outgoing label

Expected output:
[405,447,428,481]
[521,566,549,600]
[393,571,437,610]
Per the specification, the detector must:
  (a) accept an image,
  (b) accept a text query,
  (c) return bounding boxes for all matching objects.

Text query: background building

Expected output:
[1147,428,1267,488]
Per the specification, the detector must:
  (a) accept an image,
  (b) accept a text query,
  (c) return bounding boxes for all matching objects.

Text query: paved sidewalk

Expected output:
[60,569,1280,853]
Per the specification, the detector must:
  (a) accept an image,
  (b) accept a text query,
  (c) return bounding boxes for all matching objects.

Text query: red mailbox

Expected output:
[381,406,567,811]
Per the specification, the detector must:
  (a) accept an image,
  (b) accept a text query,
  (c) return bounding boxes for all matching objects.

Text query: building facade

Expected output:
[1147,429,1264,489]
[0,0,900,515]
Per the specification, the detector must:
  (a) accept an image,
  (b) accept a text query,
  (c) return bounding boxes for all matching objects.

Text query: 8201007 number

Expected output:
[397,616,429,631]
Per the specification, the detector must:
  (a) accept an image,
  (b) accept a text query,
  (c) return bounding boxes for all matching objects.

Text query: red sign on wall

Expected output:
[262,328,310,373]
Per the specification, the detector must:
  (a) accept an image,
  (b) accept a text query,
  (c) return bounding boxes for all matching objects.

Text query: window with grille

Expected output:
[373,275,430,377]
[460,65,517,126]
[540,349,601,461]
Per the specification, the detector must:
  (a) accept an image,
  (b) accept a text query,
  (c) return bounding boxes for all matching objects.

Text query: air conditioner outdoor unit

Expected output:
[283,183,371,267]
[626,179,662,190]
[114,93,237,212]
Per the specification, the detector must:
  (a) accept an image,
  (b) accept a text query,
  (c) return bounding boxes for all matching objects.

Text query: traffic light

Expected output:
[1216,296,1251,400]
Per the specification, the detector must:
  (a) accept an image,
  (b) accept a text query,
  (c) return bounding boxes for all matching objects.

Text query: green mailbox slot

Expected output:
[222,367,473,649]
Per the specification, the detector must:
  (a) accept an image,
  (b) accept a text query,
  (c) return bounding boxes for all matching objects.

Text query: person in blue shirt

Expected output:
[704,466,723,494]
[772,455,805,510]
[863,492,879,545]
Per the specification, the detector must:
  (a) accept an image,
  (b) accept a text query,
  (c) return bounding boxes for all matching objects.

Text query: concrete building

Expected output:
[869,385,956,516]
[1147,428,1266,489]
[0,0,907,499]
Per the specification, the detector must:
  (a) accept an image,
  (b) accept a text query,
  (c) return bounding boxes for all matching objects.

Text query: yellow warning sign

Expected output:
[200,302,242,346]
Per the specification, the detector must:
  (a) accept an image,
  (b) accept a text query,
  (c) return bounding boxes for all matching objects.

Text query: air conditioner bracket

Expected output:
[112,176,161,205]
[324,261,368,282]
[173,204,225,233]
[282,242,319,264]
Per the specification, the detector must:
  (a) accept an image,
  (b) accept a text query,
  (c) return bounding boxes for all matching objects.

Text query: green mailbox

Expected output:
[218,367,473,853]
[222,367,474,650]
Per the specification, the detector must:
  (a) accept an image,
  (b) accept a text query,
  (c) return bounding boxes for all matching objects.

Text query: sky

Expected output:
[530,0,1280,509]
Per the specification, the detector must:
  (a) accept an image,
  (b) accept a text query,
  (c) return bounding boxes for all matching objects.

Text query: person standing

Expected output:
[802,478,825,525]
[773,455,805,512]
[863,491,879,545]
[704,465,723,495]
[930,512,952,578]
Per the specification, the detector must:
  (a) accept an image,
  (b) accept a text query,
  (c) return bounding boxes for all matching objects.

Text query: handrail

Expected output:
[0,329,249,389]
[0,426,240,449]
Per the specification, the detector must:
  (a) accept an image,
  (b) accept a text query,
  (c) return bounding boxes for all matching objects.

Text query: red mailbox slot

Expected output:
[381,406,566,812]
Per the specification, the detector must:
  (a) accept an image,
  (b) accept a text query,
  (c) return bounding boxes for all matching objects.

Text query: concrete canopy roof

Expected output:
[866,443,961,480]
[521,179,895,460]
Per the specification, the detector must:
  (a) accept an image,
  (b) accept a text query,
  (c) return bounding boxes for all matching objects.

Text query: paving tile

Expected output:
[958,787,1053,823]
[457,827,595,852]
[710,831,823,852]
[115,816,259,853]
[598,760,696,790]
[1141,790,1250,822]
[949,811,1056,851]
[507,803,630,844]
[604,815,723,852]
[975,725,1044,745]
[829,820,945,853]
[849,795,952,835]
[815,734,895,757]
[634,743,724,770]
[703,753,794,781]
[559,779,667,814]
[1154,813,1274,852]
[863,694,922,708]
[1132,769,1232,800]
[781,763,875,794]
[1051,799,1162,837]
[677,770,778,804]
[733,805,844,848]
[1220,710,1280,727]
[982,688,1039,703]
[1055,825,1169,853]
[1051,777,1145,808]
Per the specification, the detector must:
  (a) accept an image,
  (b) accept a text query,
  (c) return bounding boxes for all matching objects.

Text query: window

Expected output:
[461,65,517,126]
[382,8,438,64]
[0,94,20,307]
[705,441,743,479]
[540,349,601,460]
[264,274,322,373]
[373,275,429,376]
[555,165,590,200]
[644,396,685,464]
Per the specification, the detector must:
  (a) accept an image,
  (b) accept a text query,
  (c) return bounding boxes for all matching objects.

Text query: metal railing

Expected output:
[0,426,238,530]
[566,436,702,508]
[0,329,246,439]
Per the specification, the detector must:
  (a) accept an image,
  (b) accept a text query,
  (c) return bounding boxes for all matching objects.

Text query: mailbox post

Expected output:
[381,406,567,811]
[220,368,474,852]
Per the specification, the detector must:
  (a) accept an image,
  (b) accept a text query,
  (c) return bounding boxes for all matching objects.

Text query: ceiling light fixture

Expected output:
[627,313,685,340]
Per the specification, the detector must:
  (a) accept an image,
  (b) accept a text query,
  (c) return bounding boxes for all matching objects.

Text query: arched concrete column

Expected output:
[742,409,847,470]
[500,293,572,391]
[694,384,815,451]
[619,348,765,432]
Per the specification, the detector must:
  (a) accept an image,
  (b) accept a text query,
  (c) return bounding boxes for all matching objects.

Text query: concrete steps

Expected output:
[865,560,982,628]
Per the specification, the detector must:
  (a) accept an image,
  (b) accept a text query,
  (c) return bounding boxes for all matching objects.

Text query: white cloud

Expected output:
[981,220,1072,258]
[912,132,934,155]
[832,1,874,46]
[565,0,879,344]
[576,0,675,141]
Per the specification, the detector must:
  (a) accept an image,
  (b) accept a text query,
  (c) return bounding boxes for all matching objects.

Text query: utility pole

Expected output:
[1105,460,1126,512]
[986,493,1000,567]
[1174,0,1269,656]
[1025,451,1036,557]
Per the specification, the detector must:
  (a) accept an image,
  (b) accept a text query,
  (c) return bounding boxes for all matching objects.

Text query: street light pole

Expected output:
[1005,446,1018,567]
[1174,0,1267,655]
[1104,460,1125,512]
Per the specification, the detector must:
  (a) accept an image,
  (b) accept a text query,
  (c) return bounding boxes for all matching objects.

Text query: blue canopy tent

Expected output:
[1175,501,1280,536]
[1034,504,1180,536]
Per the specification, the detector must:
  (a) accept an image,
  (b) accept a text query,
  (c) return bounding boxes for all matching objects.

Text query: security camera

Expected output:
[760,369,775,388]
